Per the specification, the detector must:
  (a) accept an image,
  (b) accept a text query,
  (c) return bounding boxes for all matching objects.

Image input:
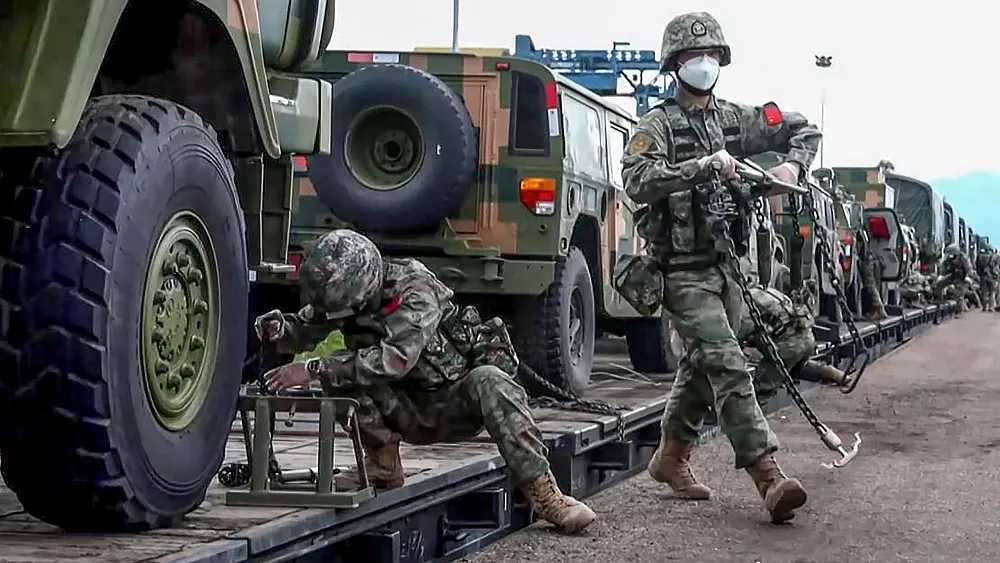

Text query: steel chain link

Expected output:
[707,176,841,444]
[801,192,869,393]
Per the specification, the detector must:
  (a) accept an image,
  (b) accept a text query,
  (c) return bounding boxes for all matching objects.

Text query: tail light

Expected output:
[797,225,811,238]
[867,216,891,240]
[920,262,932,273]
[841,257,853,280]
[293,155,308,173]
[519,177,556,215]
[287,252,302,280]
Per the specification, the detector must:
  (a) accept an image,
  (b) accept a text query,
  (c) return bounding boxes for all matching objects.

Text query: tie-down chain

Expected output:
[709,165,861,468]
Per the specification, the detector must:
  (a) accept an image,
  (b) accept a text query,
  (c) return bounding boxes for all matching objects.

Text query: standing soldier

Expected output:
[619,11,822,524]
[853,204,888,320]
[990,247,1000,310]
[978,244,999,311]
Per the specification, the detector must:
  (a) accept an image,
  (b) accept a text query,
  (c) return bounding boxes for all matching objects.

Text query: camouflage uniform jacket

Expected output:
[277,258,516,389]
[621,89,821,269]
[942,253,973,283]
[736,286,812,343]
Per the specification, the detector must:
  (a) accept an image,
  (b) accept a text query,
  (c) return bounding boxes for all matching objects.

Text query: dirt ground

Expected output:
[463,312,1000,563]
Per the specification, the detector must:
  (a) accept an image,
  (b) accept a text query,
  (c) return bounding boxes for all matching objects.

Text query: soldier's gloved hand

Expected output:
[697,149,739,180]
[766,162,801,185]
[254,309,285,343]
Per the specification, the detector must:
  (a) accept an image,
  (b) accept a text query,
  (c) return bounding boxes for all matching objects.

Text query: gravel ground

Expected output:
[463,312,1000,563]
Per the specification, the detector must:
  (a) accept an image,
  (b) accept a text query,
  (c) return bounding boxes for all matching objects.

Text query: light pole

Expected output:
[451,0,460,52]
[814,54,832,168]
[815,55,833,168]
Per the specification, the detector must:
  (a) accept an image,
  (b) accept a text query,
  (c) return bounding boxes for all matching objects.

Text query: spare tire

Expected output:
[307,64,478,234]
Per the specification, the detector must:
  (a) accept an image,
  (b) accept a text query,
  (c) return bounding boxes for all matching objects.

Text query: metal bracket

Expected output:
[224,391,375,509]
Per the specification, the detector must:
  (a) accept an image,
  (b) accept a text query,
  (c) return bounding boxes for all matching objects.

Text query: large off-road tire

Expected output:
[512,248,596,396]
[624,313,679,374]
[0,95,248,531]
[307,64,478,234]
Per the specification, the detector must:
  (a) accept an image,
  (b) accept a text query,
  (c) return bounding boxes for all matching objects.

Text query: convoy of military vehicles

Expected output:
[0,1,989,553]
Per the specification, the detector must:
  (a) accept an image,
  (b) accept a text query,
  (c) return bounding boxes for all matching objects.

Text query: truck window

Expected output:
[562,94,606,180]
[606,124,628,187]
[509,71,548,155]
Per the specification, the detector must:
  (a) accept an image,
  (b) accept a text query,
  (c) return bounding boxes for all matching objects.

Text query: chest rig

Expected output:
[643,99,747,264]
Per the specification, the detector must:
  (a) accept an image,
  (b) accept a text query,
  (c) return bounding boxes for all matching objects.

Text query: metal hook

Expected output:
[818,424,862,469]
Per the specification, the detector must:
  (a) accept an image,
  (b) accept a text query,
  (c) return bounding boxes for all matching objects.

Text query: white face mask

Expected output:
[677,54,720,92]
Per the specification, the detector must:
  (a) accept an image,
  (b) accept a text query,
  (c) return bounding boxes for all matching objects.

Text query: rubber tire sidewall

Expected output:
[110,105,248,517]
[555,249,596,395]
[307,64,477,234]
[625,312,678,374]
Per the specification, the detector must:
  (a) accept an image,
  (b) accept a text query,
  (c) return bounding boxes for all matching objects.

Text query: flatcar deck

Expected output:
[0,301,958,563]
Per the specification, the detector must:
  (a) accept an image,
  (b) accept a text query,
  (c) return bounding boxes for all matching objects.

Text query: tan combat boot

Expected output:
[647,435,712,500]
[746,454,807,524]
[522,471,596,534]
[335,434,405,490]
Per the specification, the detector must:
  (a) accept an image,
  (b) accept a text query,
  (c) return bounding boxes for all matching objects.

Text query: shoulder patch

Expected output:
[762,102,783,126]
[626,132,656,155]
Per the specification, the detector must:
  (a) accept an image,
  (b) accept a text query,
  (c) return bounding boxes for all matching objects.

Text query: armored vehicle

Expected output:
[284,49,672,393]
[0,0,334,532]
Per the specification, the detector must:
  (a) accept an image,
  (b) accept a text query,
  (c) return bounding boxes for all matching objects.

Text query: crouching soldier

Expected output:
[736,284,851,407]
[256,229,596,534]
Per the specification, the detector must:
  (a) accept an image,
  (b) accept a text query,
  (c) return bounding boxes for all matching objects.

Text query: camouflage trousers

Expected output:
[660,266,780,469]
[328,365,549,486]
[981,280,997,310]
[751,330,815,407]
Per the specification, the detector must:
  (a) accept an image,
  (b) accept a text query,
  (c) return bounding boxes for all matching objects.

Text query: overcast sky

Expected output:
[329,0,998,182]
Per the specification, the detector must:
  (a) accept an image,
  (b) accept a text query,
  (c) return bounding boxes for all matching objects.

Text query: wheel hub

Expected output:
[345,107,425,191]
[141,212,220,431]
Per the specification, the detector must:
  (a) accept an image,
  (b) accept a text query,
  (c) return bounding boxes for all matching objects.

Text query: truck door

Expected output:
[862,207,905,281]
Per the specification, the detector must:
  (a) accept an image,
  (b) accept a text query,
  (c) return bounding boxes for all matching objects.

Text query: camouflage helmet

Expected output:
[299,229,384,318]
[660,12,731,71]
[944,243,961,256]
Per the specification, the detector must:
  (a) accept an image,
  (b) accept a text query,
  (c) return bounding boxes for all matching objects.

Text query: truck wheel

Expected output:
[307,64,477,234]
[513,248,596,396]
[624,314,678,373]
[0,96,247,531]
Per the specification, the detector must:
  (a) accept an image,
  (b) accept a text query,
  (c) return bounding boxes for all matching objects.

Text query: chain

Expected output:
[800,192,870,393]
[705,182,841,448]
[518,363,629,443]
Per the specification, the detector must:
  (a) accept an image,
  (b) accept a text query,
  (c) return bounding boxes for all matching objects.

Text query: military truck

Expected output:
[878,171,946,276]
[0,0,334,532]
[283,49,673,394]
[831,165,914,309]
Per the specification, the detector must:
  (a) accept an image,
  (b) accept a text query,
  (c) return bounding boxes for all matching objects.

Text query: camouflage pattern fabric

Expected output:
[735,287,814,406]
[271,240,549,486]
[612,254,664,316]
[659,12,731,70]
[976,250,1000,310]
[990,253,1000,309]
[299,229,385,317]
[935,246,973,311]
[855,230,885,309]
[657,268,780,468]
[619,65,820,469]
[899,271,932,307]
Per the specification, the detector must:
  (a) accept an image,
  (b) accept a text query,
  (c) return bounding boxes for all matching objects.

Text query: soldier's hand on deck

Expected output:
[766,162,800,185]
[697,149,739,180]
[254,309,285,342]
[265,361,310,392]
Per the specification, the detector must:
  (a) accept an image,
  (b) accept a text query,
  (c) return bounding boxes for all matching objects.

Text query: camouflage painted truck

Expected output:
[283,49,674,394]
[836,165,922,306]
[0,0,334,531]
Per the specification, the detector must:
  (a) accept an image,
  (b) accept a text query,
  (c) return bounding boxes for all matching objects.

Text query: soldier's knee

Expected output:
[467,365,522,392]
